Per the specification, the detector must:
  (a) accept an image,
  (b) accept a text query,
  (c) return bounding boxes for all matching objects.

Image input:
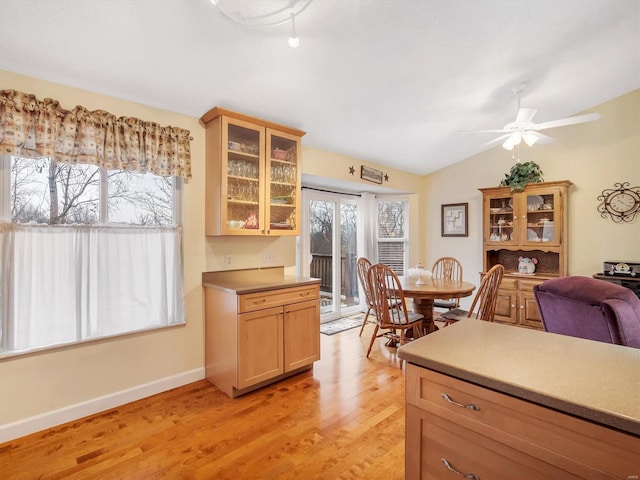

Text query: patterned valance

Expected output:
[0,89,191,178]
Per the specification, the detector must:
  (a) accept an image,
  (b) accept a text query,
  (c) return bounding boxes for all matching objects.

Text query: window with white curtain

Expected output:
[0,155,184,356]
[376,199,408,275]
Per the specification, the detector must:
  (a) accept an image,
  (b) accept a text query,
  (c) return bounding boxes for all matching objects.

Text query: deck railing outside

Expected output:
[310,254,358,302]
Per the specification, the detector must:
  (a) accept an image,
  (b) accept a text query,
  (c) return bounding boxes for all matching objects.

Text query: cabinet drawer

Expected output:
[406,366,640,479]
[407,406,580,480]
[519,278,543,291]
[499,277,518,289]
[239,285,319,313]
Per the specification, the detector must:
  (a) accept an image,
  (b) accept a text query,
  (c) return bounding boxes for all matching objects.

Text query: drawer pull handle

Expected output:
[253,299,267,304]
[441,458,480,480]
[299,291,310,297]
[441,393,480,411]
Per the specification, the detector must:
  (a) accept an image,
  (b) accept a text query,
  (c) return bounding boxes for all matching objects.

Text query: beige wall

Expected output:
[0,70,425,436]
[1,69,637,438]
[0,70,208,431]
[302,147,425,266]
[423,89,640,309]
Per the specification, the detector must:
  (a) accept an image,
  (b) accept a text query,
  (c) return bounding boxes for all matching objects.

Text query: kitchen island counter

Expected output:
[398,318,640,435]
[398,319,639,479]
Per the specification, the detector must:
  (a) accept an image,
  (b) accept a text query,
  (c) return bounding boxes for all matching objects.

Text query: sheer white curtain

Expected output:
[358,193,378,262]
[1,224,183,354]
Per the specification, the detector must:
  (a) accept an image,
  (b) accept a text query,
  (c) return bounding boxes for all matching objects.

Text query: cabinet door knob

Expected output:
[511,304,516,308]
[440,458,480,480]
[441,393,480,411]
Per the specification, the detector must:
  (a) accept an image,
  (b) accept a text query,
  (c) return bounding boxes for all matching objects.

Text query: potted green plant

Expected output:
[500,161,544,192]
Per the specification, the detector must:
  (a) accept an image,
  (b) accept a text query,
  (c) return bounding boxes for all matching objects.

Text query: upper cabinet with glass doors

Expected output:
[482,181,571,248]
[200,107,305,236]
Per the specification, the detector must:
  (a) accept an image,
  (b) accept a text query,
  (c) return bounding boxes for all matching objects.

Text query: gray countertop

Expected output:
[202,267,320,294]
[398,319,640,436]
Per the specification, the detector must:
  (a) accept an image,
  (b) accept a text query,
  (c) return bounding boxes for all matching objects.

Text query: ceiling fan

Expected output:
[469,86,601,151]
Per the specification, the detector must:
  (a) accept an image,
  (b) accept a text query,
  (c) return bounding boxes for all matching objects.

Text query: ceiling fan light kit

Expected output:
[470,85,601,151]
[212,0,312,48]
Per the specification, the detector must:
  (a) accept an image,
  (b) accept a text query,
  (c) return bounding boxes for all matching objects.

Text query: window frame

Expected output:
[0,154,185,358]
[376,196,409,275]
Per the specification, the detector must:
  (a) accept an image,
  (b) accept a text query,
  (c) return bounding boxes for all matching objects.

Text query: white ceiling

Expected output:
[1,0,638,176]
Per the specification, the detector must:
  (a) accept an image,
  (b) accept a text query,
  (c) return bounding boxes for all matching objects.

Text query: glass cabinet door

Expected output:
[222,120,264,234]
[266,129,300,235]
[487,194,516,245]
[523,190,560,245]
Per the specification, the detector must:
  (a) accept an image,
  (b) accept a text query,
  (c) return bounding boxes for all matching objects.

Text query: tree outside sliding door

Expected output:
[305,192,360,321]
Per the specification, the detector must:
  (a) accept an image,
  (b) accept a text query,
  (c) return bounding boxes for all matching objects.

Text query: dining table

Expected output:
[397,275,476,334]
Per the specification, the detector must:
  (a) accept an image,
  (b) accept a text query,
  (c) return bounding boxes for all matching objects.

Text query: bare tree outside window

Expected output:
[10,157,173,226]
[11,157,99,224]
[310,200,334,255]
[378,201,405,238]
[108,171,173,226]
[377,200,407,275]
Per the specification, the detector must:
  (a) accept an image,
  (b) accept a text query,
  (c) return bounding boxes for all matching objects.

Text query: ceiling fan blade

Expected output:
[522,130,555,146]
[532,131,554,144]
[460,129,508,134]
[534,112,601,131]
[515,107,537,124]
[479,133,511,149]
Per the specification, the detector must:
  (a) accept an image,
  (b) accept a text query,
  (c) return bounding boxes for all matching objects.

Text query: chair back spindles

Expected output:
[356,257,374,336]
[365,263,424,358]
[468,264,504,321]
[432,257,463,311]
[440,263,504,326]
[356,257,373,308]
[432,257,463,282]
[368,264,408,328]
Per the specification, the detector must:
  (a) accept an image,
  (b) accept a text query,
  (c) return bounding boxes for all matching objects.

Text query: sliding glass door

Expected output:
[300,190,360,322]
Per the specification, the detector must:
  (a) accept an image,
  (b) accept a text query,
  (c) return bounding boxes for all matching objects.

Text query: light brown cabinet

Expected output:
[405,365,640,480]
[480,180,571,329]
[204,277,320,397]
[493,277,544,328]
[200,107,305,236]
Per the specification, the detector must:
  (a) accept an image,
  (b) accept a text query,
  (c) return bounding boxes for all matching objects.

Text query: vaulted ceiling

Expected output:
[1,0,638,175]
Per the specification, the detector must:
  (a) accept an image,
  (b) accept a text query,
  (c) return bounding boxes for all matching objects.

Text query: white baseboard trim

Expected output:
[0,367,205,443]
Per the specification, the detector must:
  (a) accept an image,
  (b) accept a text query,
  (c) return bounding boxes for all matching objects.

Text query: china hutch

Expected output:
[480,180,572,329]
[199,107,305,236]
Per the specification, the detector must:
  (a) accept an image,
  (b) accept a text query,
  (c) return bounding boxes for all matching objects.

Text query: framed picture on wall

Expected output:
[360,165,383,184]
[441,203,468,237]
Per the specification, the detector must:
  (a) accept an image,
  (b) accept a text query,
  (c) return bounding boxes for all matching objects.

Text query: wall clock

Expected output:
[597,182,640,223]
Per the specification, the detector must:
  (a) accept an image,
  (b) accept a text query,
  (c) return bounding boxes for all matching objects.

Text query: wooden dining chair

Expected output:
[440,264,505,326]
[366,263,424,357]
[431,257,463,312]
[356,257,375,336]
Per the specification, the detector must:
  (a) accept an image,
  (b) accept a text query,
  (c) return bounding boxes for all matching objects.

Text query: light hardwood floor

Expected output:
[1,321,410,480]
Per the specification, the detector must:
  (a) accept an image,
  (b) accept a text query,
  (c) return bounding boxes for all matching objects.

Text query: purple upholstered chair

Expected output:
[533,276,640,348]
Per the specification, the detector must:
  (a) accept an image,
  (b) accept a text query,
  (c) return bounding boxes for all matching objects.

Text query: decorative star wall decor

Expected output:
[349,166,355,175]
[384,174,389,182]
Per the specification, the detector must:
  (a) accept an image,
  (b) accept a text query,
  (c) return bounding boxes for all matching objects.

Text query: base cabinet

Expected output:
[284,299,322,371]
[493,276,545,329]
[405,365,640,480]
[205,283,320,397]
[237,306,284,389]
